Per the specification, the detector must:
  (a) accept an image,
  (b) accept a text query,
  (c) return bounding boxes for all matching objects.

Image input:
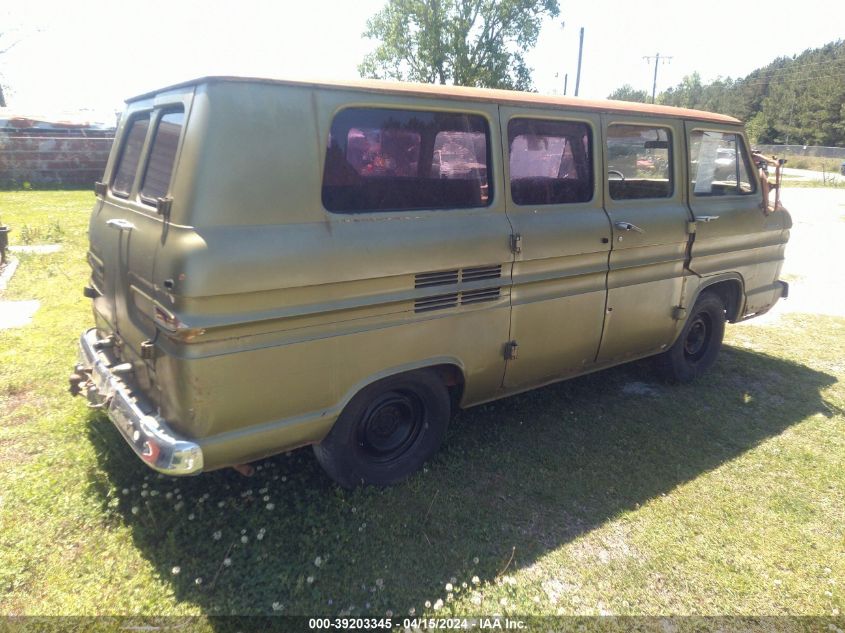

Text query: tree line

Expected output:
[608,40,845,146]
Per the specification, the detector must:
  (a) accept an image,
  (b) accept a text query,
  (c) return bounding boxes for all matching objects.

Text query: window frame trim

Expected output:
[109,110,154,199]
[605,121,676,202]
[320,105,496,215]
[688,128,758,198]
[138,106,187,207]
[505,115,596,208]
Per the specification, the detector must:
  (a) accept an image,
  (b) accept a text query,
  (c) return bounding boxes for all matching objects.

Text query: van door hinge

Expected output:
[156,196,173,217]
[140,340,155,360]
[686,221,697,235]
[94,181,107,197]
[504,340,519,360]
[672,306,687,321]
[510,233,522,254]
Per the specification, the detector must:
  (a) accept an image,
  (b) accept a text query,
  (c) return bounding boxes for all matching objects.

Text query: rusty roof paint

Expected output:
[128,76,742,125]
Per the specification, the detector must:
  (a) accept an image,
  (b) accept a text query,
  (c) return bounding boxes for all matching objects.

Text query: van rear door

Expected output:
[89,91,191,359]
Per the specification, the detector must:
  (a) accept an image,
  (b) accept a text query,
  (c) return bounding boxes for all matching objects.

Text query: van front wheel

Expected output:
[656,292,726,383]
[313,370,450,488]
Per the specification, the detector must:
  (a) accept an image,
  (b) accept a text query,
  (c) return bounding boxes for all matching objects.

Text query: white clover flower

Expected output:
[131,506,139,515]
[445,583,453,592]
[188,513,195,521]
[408,607,416,616]
[259,487,268,494]
[307,575,315,584]
[315,556,323,567]
[213,531,222,540]
[424,601,431,608]
[263,495,270,502]
[433,599,443,610]
[351,507,357,513]
[450,576,456,584]
[499,597,507,606]
[150,490,159,497]
[217,501,225,508]
[272,601,283,611]
[462,582,467,589]
[473,557,479,564]
[386,610,393,617]
[266,503,275,510]
[174,501,184,511]
[256,532,265,541]
[165,492,173,500]
[472,576,480,584]
[195,577,203,585]
[375,578,384,588]
[171,566,181,575]
[281,476,287,482]
[141,490,149,498]
[223,557,232,566]
[241,536,248,544]
[122,488,129,495]
[471,593,482,606]
[142,483,148,489]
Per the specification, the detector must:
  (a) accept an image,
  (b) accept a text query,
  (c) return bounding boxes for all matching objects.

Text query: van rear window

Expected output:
[322,108,492,213]
[111,115,150,197]
[141,109,185,202]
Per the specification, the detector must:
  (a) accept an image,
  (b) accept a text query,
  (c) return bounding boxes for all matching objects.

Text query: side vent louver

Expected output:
[415,269,459,288]
[414,265,502,313]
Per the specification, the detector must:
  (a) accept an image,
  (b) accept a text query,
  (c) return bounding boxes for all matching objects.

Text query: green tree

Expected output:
[358,0,560,91]
[606,84,649,103]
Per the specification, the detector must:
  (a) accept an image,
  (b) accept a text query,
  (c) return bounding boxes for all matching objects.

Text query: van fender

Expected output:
[329,355,468,427]
[671,273,746,345]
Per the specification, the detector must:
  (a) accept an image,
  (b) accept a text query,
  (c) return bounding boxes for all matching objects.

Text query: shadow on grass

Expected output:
[85,345,836,619]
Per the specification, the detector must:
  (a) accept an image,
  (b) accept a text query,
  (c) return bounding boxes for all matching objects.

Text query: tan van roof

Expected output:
[128,76,741,125]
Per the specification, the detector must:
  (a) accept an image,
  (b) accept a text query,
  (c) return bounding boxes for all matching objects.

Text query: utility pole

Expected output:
[563,73,568,96]
[574,27,584,97]
[643,52,672,103]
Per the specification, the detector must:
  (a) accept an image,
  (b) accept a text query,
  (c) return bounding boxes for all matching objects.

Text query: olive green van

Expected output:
[69,77,790,487]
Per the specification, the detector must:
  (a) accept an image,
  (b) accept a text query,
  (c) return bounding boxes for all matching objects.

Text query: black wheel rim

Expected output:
[357,389,425,463]
[683,312,712,363]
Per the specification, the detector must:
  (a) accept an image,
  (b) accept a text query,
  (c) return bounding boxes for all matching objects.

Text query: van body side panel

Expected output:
[684,123,791,318]
[498,107,612,388]
[148,84,512,464]
[597,116,692,363]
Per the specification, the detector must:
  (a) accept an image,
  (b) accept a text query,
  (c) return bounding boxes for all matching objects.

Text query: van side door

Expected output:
[499,107,612,389]
[596,116,692,363]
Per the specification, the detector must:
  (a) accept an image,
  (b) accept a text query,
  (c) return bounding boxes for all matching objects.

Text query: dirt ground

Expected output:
[746,187,845,325]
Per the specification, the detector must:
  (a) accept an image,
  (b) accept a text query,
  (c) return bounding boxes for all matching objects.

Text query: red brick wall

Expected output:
[0,135,114,188]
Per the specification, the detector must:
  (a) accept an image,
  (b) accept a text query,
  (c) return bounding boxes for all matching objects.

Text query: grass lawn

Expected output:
[0,191,843,622]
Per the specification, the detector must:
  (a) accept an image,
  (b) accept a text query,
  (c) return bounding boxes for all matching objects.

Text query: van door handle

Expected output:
[695,215,720,223]
[106,218,135,231]
[614,221,645,233]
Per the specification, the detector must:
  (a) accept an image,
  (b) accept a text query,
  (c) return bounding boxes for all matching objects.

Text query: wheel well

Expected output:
[431,364,466,411]
[701,279,744,322]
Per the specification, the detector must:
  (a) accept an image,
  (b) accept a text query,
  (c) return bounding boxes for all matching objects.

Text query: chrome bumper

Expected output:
[75,328,203,475]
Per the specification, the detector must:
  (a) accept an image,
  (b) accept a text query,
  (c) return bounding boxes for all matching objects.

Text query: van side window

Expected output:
[111,115,151,197]
[322,108,492,213]
[689,130,757,196]
[508,118,593,205]
[606,125,672,200]
[141,109,185,202]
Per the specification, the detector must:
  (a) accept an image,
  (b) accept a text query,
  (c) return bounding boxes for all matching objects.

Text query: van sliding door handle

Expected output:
[614,221,645,233]
[106,218,135,231]
[694,215,720,223]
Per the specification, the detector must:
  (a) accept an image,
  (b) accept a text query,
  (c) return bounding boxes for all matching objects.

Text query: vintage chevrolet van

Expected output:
[69,77,790,487]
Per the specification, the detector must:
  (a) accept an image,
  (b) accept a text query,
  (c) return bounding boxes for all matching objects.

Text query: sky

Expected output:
[1,0,844,118]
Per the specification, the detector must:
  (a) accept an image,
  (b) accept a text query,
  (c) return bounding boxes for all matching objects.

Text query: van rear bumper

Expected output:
[72,328,204,475]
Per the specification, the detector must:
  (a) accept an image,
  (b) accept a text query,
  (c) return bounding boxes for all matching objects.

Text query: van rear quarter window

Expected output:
[111,115,151,197]
[508,118,593,205]
[322,108,492,213]
[140,109,185,202]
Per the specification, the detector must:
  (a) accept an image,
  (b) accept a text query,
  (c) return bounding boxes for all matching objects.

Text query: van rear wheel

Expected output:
[313,370,450,488]
[656,291,726,383]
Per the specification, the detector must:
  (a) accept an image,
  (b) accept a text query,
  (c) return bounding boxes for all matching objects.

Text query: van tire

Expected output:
[656,292,726,383]
[313,370,450,488]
